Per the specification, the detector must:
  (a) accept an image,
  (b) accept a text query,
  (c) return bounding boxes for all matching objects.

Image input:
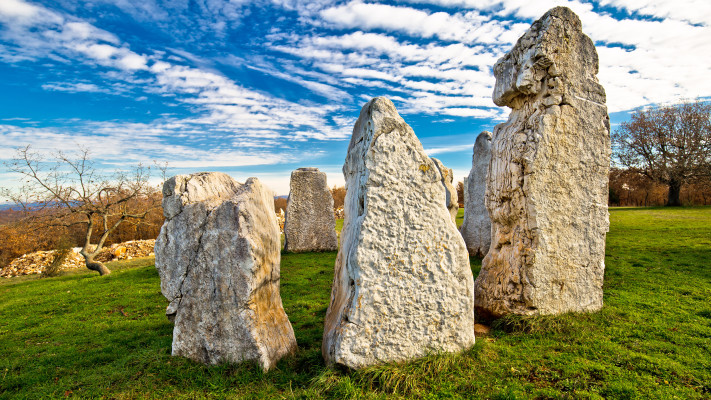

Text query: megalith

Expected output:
[460,131,492,258]
[431,158,459,224]
[155,172,297,371]
[322,97,476,369]
[284,168,338,252]
[475,7,611,318]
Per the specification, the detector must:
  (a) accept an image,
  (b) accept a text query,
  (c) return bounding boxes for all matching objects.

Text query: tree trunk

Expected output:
[667,180,682,207]
[82,253,111,276]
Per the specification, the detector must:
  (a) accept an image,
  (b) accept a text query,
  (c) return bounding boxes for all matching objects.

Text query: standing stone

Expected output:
[475,7,611,318]
[284,168,338,252]
[155,172,297,371]
[431,158,459,224]
[460,131,492,257]
[322,97,476,369]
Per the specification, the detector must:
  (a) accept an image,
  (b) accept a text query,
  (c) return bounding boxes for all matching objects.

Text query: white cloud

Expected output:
[424,144,473,155]
[319,2,519,45]
[2,0,711,174]
[0,0,45,20]
[41,82,107,93]
[117,53,148,70]
[269,30,503,118]
[0,122,293,169]
[0,0,353,144]
[597,0,711,26]
[391,0,711,112]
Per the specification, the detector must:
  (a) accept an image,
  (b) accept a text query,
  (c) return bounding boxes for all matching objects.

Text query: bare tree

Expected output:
[3,146,162,276]
[330,185,346,210]
[613,100,711,206]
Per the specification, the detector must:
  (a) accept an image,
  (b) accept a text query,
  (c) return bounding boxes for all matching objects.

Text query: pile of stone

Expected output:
[0,249,85,278]
[1,239,158,278]
[95,239,156,262]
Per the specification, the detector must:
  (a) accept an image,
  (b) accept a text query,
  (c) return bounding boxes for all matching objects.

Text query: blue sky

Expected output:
[0,0,709,195]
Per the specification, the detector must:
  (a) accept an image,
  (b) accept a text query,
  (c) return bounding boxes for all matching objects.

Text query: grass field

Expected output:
[1,207,710,399]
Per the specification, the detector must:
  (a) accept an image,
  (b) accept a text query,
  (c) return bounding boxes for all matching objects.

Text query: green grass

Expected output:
[1,207,710,399]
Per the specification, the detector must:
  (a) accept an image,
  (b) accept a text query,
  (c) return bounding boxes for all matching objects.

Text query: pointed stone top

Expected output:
[475,131,492,149]
[544,6,582,27]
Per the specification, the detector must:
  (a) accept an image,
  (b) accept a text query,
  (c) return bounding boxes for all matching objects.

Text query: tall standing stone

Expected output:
[155,172,297,371]
[475,7,611,318]
[322,97,476,369]
[431,158,459,224]
[460,131,492,258]
[284,168,338,252]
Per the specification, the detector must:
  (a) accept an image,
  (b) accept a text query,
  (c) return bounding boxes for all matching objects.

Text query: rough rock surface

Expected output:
[431,158,459,224]
[284,168,338,252]
[276,209,285,234]
[460,131,492,257]
[475,7,611,318]
[155,172,297,371]
[322,97,476,369]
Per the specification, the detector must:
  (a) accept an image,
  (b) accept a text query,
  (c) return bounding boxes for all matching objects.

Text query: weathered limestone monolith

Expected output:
[431,158,459,223]
[322,97,476,369]
[474,7,611,318]
[284,168,338,252]
[460,131,492,257]
[155,172,297,371]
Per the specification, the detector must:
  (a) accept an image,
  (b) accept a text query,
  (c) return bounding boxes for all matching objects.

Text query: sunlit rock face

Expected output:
[322,97,476,370]
[475,7,611,318]
[431,157,459,224]
[284,167,338,253]
[460,131,493,258]
[155,172,297,371]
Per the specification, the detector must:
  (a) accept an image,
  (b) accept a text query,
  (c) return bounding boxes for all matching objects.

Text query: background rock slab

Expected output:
[155,172,297,371]
[475,7,611,318]
[322,97,476,369]
[431,158,459,224]
[284,168,338,252]
[460,131,492,258]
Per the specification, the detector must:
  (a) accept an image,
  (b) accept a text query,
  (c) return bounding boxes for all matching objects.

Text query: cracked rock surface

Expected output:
[431,158,459,224]
[155,172,297,371]
[284,168,338,252]
[322,97,475,369]
[460,131,493,258]
[475,7,611,318]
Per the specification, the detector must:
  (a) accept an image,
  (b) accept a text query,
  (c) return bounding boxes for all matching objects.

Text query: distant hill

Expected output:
[0,209,24,224]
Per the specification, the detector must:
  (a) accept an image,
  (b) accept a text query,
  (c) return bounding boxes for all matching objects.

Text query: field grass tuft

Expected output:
[1,207,710,398]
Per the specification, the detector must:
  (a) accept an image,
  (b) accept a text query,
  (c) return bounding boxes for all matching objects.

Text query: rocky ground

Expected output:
[0,239,156,278]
